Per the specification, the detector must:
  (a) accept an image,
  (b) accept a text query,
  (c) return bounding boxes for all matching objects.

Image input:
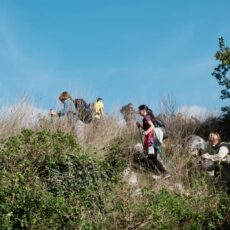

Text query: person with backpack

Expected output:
[202,132,230,162]
[74,98,93,123]
[93,97,104,120]
[201,133,230,183]
[136,104,170,179]
[49,91,77,133]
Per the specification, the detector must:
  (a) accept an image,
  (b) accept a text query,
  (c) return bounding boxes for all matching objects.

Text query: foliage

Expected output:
[212,37,230,113]
[102,185,230,230]
[0,129,127,229]
[139,189,230,230]
[0,129,230,229]
[102,137,129,184]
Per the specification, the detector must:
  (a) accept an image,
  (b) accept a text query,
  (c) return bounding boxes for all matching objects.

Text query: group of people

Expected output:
[49,91,104,130]
[136,105,230,184]
[49,92,230,185]
[49,93,168,178]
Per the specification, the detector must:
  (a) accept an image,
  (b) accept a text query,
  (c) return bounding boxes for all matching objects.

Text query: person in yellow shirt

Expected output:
[94,97,104,120]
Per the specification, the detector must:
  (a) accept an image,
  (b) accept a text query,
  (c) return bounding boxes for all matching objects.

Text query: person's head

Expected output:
[97,97,103,102]
[138,104,148,116]
[138,104,155,119]
[59,91,71,103]
[208,132,221,146]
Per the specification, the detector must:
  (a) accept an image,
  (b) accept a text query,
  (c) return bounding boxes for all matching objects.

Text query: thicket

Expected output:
[0,129,229,229]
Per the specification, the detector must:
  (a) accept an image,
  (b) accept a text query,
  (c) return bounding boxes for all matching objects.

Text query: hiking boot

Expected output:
[162,172,171,179]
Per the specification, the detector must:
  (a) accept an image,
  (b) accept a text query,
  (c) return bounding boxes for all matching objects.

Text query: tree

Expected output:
[212,37,230,113]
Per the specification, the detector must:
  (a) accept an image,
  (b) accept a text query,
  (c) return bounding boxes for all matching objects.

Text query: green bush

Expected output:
[0,129,128,229]
[105,187,230,230]
[101,137,129,184]
[0,129,229,229]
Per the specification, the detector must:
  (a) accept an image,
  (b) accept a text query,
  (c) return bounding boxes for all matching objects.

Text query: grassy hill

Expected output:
[0,112,230,229]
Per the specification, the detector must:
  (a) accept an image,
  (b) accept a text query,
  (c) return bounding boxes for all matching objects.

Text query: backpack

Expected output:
[218,142,230,155]
[153,118,168,140]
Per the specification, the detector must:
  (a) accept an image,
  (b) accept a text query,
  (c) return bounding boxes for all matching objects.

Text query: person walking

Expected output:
[50,91,77,133]
[93,97,104,121]
[136,104,170,179]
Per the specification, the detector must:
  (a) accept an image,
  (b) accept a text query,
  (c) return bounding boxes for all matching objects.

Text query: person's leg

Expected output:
[93,117,101,129]
[147,153,167,174]
[214,165,220,176]
[67,112,76,134]
[218,163,230,192]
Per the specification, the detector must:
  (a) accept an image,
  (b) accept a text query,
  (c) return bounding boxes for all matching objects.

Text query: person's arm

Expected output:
[100,102,104,116]
[49,109,58,116]
[143,120,155,136]
[202,146,229,162]
[58,100,68,116]
[136,121,143,129]
[99,108,104,116]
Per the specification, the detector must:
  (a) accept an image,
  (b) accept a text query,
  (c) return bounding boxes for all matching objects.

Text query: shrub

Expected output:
[0,129,128,229]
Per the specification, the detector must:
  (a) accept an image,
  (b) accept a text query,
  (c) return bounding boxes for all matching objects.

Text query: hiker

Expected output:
[201,133,230,182]
[74,98,93,123]
[50,91,77,132]
[136,104,170,178]
[93,97,104,121]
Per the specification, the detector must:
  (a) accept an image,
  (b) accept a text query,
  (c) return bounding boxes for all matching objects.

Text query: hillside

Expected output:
[0,111,230,229]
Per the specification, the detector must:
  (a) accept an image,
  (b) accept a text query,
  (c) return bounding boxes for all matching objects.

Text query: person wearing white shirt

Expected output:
[201,132,230,189]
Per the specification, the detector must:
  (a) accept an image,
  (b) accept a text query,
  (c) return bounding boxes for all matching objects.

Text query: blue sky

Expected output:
[0,0,230,115]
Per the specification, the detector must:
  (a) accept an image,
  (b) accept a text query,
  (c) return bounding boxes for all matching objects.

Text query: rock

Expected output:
[133,143,143,153]
[186,135,208,156]
[129,172,138,186]
[152,175,162,180]
[122,167,138,187]
[133,188,142,197]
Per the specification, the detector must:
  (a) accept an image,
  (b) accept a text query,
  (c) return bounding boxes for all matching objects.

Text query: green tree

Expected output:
[212,37,230,113]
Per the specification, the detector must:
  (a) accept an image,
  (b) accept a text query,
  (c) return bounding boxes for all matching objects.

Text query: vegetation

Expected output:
[0,129,128,229]
[0,121,229,229]
[199,37,230,140]
[212,37,230,114]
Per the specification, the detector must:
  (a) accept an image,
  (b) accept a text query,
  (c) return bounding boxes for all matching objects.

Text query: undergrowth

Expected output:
[0,129,229,229]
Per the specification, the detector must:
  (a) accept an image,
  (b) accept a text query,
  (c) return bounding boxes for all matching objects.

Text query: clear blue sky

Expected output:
[0,0,230,114]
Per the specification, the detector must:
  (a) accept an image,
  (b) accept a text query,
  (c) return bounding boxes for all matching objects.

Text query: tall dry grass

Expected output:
[0,99,214,195]
[36,114,128,150]
[1,99,228,229]
[125,111,209,196]
[0,100,46,140]
[82,116,122,148]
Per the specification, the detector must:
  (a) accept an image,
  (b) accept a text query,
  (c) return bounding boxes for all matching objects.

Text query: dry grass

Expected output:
[36,112,129,150]
[1,101,228,229]
[157,122,206,194]
[126,116,209,196]
[0,100,46,140]
[0,100,213,195]
[36,115,74,133]
[82,115,125,149]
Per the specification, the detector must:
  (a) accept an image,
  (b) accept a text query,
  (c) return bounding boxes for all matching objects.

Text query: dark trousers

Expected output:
[147,150,167,174]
